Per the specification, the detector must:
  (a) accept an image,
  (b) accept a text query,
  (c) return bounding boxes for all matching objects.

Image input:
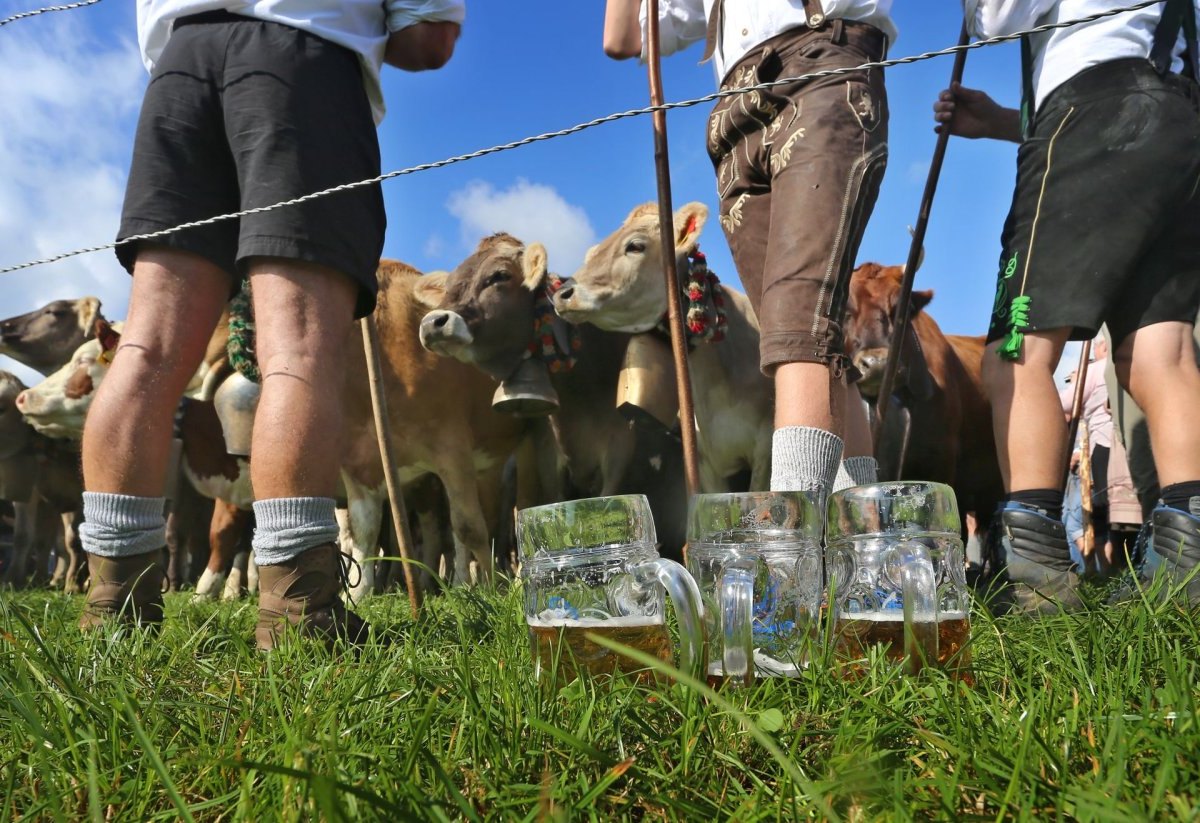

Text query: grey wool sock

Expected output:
[770,426,844,501]
[79,492,166,558]
[834,456,879,492]
[252,497,340,566]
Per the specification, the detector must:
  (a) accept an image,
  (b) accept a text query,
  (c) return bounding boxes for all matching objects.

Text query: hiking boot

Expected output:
[79,551,166,630]
[989,503,1083,615]
[255,543,372,651]
[1113,500,1200,604]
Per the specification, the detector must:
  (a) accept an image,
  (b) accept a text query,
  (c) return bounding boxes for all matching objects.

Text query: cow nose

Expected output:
[556,284,575,304]
[15,390,28,411]
[431,312,449,330]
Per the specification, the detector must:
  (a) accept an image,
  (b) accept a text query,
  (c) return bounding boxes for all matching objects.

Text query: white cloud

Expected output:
[0,14,145,383]
[446,179,596,275]
[422,233,446,259]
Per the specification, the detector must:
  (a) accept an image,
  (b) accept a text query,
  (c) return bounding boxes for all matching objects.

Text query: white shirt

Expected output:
[641,0,897,83]
[136,0,466,124]
[1059,355,1113,449]
[965,0,1198,110]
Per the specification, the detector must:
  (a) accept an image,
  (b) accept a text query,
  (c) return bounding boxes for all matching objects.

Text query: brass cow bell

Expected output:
[492,357,559,417]
[213,370,261,456]
[616,333,678,431]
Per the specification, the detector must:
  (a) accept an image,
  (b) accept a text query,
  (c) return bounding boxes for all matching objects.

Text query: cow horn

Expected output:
[900,225,926,274]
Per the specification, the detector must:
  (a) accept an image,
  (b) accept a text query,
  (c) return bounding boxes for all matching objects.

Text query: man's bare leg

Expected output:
[770,362,846,498]
[1114,321,1200,600]
[836,382,879,489]
[79,247,232,627]
[981,328,1081,613]
[245,258,371,649]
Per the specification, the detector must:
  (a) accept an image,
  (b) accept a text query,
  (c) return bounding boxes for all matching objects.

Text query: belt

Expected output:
[174,9,250,28]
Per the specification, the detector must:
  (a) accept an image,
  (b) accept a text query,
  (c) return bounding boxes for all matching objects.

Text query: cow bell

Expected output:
[212,370,260,456]
[616,333,678,431]
[492,357,559,417]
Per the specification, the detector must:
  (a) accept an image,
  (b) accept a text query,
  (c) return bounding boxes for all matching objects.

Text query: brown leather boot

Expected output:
[255,544,371,651]
[79,552,166,630]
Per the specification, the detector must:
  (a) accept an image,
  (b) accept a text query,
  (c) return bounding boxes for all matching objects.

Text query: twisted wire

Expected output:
[0,0,101,27]
[0,0,1166,275]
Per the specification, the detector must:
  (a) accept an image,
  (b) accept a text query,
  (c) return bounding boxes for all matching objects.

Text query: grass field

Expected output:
[1,582,1198,821]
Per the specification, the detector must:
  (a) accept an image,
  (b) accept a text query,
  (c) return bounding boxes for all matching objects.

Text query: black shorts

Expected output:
[988,59,1200,348]
[117,10,386,318]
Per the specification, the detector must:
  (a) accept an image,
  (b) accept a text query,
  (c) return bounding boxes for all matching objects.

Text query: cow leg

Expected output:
[164,506,181,593]
[435,460,492,586]
[4,501,33,588]
[196,501,247,601]
[223,551,249,600]
[26,500,58,588]
[598,431,635,498]
[340,472,384,604]
[62,510,87,594]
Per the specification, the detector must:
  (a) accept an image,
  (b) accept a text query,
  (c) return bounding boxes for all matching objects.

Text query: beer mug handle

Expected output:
[719,558,757,688]
[633,557,704,678]
[884,541,938,672]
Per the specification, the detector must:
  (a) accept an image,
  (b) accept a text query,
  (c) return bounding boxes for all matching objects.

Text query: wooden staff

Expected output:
[872,23,971,446]
[360,315,421,618]
[646,0,701,497]
[1064,340,1093,489]
[1078,420,1094,560]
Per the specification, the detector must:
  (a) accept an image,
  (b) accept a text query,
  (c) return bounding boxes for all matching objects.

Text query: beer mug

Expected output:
[517,495,704,683]
[826,482,971,675]
[687,491,823,688]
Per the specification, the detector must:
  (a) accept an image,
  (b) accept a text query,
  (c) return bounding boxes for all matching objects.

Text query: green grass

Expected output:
[1,582,1198,821]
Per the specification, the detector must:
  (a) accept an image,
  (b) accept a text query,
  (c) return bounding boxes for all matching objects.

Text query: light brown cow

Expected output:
[843,262,1002,526]
[1,298,103,378]
[416,235,688,555]
[553,202,773,491]
[339,260,531,595]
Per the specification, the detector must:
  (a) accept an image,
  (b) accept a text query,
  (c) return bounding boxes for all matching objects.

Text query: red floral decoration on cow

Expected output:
[528,275,581,374]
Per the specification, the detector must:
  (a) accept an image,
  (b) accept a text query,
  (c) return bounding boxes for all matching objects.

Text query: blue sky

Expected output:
[2,2,1073,386]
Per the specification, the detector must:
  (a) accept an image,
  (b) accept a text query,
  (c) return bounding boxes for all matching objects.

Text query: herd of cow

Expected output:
[0,203,1003,604]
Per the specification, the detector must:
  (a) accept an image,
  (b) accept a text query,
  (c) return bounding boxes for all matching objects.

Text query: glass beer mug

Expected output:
[517,495,704,683]
[687,491,824,688]
[826,482,972,675]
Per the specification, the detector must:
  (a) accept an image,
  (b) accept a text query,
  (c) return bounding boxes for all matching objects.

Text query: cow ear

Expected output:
[95,319,121,364]
[673,202,707,253]
[77,297,102,336]
[911,289,934,314]
[412,272,449,309]
[522,243,548,291]
[625,202,659,225]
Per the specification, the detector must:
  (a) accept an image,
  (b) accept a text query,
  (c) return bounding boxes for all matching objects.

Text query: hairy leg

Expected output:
[247,258,358,499]
[1114,321,1200,487]
[82,247,232,496]
[981,329,1072,492]
[774,362,843,434]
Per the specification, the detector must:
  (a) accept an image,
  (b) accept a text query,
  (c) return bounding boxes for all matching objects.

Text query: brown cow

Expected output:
[1,298,103,378]
[339,259,531,595]
[0,370,85,588]
[553,203,773,492]
[843,262,1002,532]
[416,235,688,555]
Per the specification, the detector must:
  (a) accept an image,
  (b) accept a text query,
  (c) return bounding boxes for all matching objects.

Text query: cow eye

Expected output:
[624,240,646,255]
[484,270,511,289]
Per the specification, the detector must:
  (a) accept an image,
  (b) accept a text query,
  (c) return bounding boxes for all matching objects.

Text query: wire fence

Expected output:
[0,0,1167,275]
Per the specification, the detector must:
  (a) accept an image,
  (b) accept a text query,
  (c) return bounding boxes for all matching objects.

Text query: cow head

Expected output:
[417,233,546,381]
[0,297,103,376]
[16,318,122,440]
[553,202,706,332]
[843,263,934,401]
[0,371,34,459]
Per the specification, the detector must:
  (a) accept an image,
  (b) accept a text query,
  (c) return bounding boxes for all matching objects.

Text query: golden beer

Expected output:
[528,616,672,683]
[835,611,972,677]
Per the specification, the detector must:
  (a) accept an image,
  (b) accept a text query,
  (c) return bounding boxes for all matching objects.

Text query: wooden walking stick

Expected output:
[646,0,701,498]
[872,23,971,447]
[360,315,421,618]
[1064,339,1093,489]
[1078,420,1094,561]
